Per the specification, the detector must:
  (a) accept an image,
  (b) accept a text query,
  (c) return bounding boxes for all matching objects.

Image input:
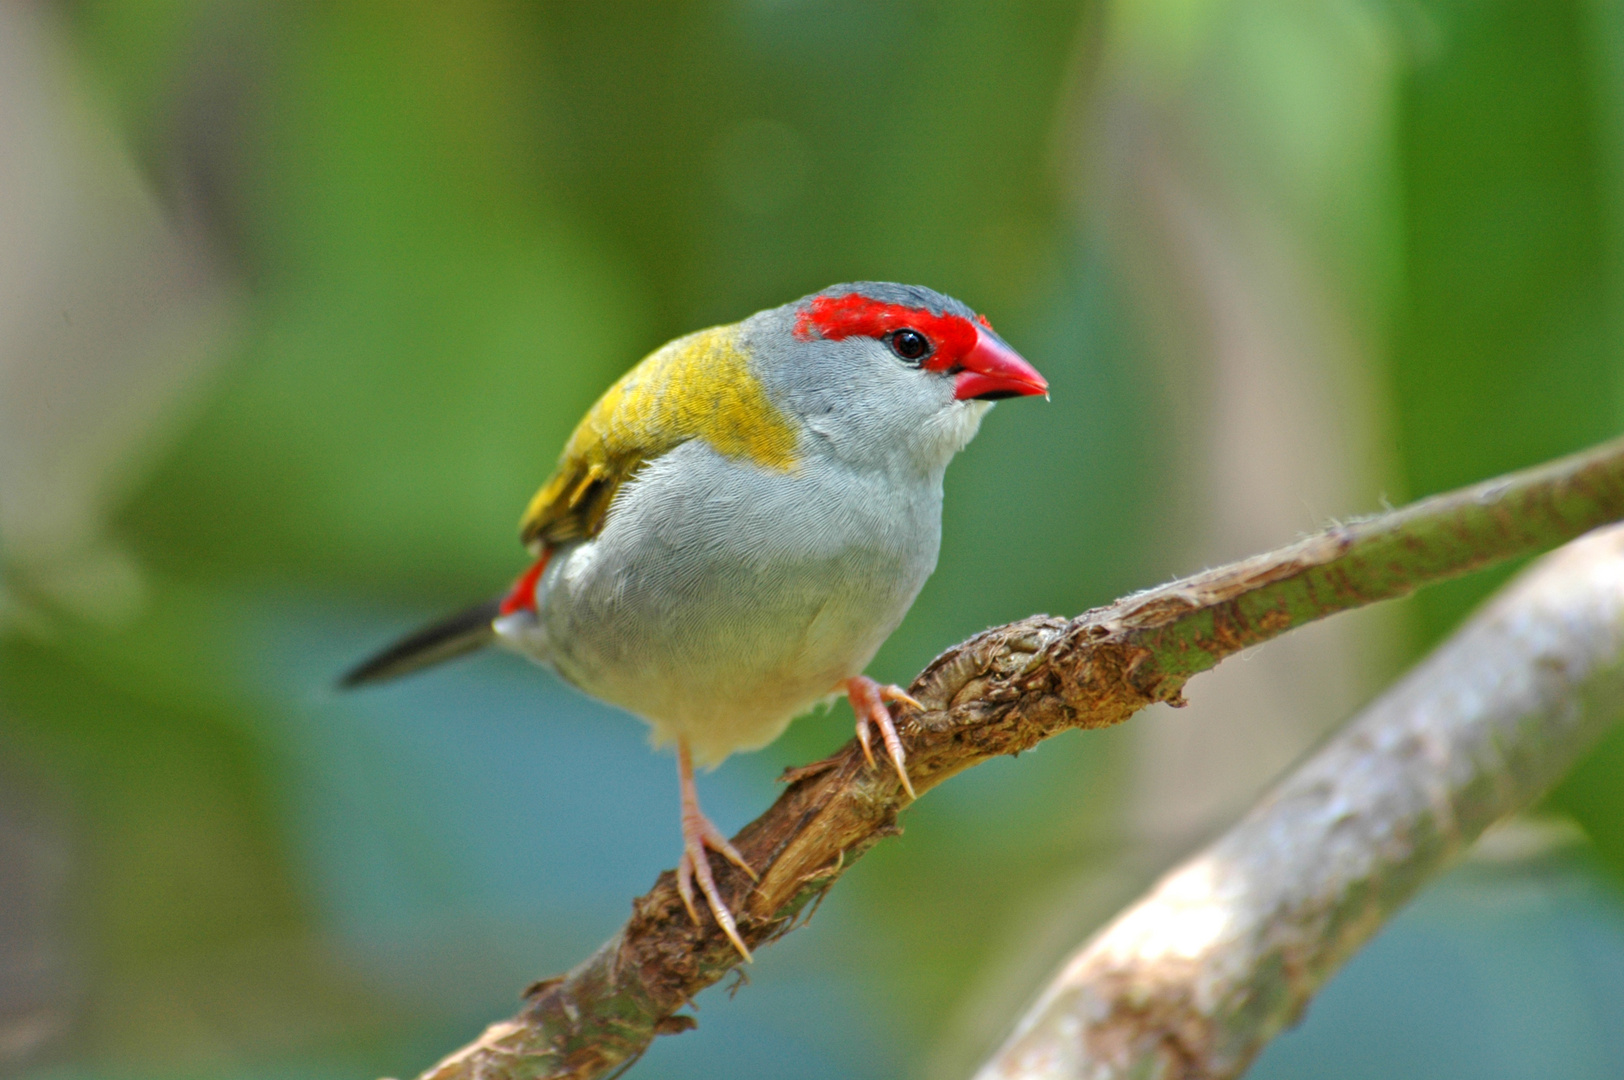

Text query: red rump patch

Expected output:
[498,551,552,616]
[794,293,983,372]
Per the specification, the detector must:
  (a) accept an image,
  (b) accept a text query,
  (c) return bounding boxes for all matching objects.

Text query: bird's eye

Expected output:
[888,328,931,363]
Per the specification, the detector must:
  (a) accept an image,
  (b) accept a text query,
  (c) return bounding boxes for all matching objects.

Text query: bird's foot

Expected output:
[676,743,757,962]
[844,675,920,800]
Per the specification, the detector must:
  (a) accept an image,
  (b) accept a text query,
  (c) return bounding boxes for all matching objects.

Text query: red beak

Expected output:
[951,328,1048,401]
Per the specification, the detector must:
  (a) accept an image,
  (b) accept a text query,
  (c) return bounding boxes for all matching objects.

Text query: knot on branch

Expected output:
[912,615,1070,718]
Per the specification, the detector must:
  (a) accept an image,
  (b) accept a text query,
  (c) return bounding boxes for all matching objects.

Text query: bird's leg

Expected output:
[844,675,920,800]
[675,739,757,962]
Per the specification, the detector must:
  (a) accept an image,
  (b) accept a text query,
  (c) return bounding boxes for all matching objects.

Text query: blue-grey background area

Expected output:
[5,2,1624,1078]
[1253,855,1624,1080]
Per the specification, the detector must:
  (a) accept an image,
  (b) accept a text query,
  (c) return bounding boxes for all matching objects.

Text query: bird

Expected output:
[340,282,1048,959]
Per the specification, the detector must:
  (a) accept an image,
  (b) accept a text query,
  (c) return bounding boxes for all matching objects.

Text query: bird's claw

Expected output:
[880,685,925,711]
[844,675,918,800]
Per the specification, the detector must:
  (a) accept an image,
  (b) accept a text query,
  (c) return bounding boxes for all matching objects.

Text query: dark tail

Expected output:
[339,598,503,688]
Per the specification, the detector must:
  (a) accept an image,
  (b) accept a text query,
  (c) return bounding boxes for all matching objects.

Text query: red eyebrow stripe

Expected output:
[793,293,981,371]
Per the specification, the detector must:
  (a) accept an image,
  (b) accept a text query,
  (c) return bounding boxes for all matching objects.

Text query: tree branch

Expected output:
[976,520,1624,1080]
[411,434,1624,1080]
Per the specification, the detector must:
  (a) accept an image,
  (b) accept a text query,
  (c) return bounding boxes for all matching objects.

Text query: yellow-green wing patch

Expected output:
[520,325,799,549]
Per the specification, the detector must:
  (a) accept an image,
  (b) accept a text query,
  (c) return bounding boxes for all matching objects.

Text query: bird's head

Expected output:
[742,282,1047,473]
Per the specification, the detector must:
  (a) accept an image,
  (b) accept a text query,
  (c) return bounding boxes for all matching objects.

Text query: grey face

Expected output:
[742,284,994,476]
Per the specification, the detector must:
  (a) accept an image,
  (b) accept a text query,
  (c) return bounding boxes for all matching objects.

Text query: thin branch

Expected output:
[976,520,1624,1080]
[411,435,1624,1080]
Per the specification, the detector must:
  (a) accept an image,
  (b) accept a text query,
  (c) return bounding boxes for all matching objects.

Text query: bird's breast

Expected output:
[522,440,943,764]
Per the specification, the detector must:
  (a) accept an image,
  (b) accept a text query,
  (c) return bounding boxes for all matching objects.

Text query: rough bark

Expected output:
[977,521,1624,1080]
[410,434,1624,1080]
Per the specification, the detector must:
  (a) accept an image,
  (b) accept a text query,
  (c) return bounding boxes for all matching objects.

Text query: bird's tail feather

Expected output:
[339,598,503,688]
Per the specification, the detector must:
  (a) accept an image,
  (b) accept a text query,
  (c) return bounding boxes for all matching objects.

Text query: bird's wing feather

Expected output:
[520,324,800,549]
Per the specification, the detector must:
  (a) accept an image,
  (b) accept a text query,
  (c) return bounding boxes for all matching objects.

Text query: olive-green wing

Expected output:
[519,324,800,550]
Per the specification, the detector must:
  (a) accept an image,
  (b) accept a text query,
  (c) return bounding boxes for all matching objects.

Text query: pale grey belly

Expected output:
[525,442,941,765]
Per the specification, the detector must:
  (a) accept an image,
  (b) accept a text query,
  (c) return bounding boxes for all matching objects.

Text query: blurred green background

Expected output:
[3,1,1624,1077]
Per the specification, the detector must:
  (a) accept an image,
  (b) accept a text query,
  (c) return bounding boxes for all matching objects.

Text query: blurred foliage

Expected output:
[1392,0,1621,642]
[0,0,1622,1077]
